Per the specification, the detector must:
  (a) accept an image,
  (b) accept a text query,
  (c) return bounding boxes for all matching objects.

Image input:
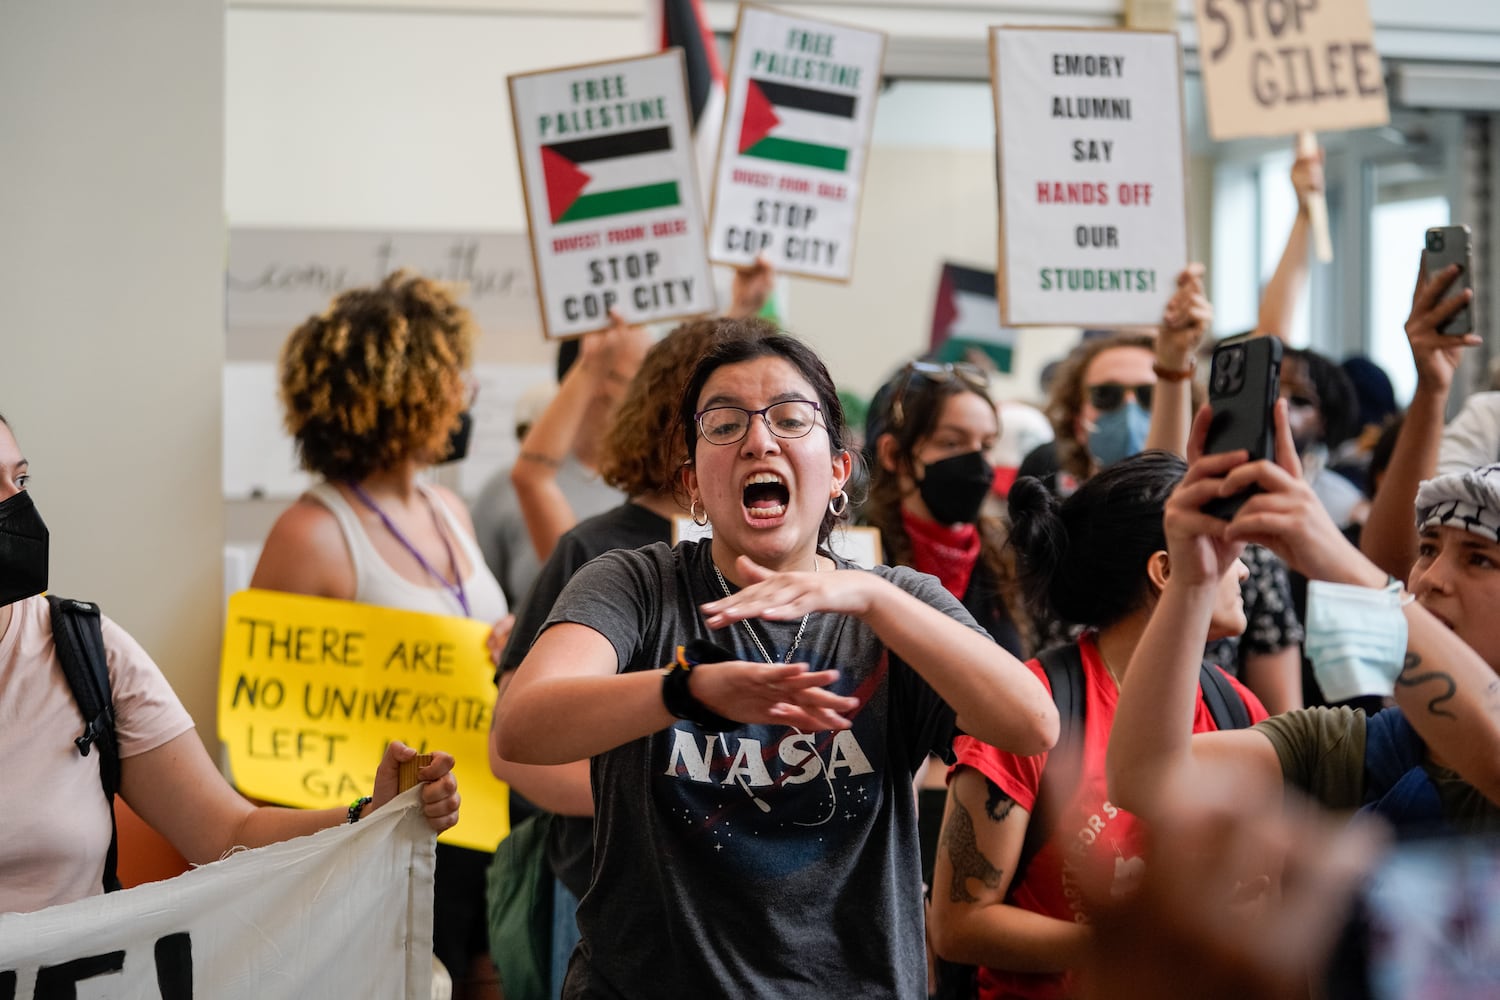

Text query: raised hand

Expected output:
[1406,258,1480,393]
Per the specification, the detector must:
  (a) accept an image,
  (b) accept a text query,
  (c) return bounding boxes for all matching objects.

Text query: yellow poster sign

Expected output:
[218,589,507,852]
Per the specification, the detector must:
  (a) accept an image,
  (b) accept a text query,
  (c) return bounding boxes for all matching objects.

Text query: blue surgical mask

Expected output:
[1087,401,1150,468]
[1304,579,1408,702]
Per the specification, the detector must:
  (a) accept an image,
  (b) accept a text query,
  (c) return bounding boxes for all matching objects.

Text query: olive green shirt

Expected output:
[1255,706,1500,832]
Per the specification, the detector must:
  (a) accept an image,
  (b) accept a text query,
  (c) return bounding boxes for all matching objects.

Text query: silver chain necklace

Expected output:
[711,559,816,665]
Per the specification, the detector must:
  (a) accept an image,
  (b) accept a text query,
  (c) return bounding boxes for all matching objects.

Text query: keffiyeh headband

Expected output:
[1415,463,1500,543]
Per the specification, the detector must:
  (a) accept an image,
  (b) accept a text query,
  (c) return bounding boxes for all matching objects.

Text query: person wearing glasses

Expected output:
[495,333,1057,999]
[250,271,512,1000]
[1023,313,1197,503]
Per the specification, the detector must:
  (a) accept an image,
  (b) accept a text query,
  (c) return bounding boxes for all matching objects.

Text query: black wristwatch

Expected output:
[662,642,743,730]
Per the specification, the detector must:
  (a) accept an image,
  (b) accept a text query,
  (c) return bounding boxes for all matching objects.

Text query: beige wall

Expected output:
[0,2,225,735]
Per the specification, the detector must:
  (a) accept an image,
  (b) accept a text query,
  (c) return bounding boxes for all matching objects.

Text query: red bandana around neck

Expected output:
[901,507,981,600]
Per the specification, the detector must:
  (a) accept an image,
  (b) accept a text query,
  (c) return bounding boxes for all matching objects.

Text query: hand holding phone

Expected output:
[1202,337,1282,520]
[1423,225,1475,336]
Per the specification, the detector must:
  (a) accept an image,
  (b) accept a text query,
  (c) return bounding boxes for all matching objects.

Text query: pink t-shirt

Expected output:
[0,595,194,913]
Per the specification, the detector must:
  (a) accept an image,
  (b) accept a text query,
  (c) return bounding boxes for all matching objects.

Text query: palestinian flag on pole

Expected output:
[739,78,858,173]
[930,262,1016,372]
[542,127,681,225]
[660,0,724,207]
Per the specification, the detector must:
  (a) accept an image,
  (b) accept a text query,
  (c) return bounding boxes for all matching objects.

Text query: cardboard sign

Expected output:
[510,51,716,338]
[992,27,1188,327]
[218,589,506,852]
[0,789,436,999]
[930,262,1016,373]
[708,5,886,282]
[1194,0,1388,140]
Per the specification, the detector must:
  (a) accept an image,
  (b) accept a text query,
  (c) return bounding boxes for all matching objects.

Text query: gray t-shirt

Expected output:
[542,539,979,999]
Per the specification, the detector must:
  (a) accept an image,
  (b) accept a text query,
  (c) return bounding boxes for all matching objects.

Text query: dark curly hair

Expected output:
[1008,450,1186,629]
[677,332,853,546]
[278,271,473,482]
[598,316,777,497]
[863,367,1027,638]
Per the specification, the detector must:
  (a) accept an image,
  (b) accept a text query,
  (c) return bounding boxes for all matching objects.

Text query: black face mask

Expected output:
[438,410,473,464]
[916,450,994,525]
[0,490,48,607]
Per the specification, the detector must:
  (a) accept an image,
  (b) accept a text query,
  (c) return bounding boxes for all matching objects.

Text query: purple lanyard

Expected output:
[347,482,472,617]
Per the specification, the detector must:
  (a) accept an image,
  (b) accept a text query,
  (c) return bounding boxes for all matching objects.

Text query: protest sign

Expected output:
[1194,0,1388,140]
[992,27,1188,327]
[218,589,506,852]
[930,262,1016,372]
[708,5,886,281]
[0,789,435,999]
[510,51,716,339]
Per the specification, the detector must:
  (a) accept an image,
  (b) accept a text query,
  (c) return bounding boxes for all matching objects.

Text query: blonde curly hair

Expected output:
[279,270,474,482]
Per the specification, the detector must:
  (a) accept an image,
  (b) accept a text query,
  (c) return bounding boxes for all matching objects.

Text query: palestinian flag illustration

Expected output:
[542,126,682,225]
[738,79,857,173]
[930,262,1015,372]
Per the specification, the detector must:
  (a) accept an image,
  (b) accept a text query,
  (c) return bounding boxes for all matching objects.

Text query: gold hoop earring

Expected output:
[690,497,709,527]
[828,490,849,518]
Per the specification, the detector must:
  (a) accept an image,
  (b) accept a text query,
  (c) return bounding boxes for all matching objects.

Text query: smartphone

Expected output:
[1424,225,1475,335]
[1202,336,1282,520]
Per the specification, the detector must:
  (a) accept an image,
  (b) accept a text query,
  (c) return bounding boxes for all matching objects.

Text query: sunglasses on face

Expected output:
[1087,382,1154,412]
[889,361,990,430]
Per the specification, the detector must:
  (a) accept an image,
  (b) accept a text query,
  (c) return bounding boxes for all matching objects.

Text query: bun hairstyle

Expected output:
[1007,450,1187,629]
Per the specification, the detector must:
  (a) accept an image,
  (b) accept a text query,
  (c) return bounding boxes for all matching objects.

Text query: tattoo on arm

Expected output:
[984,778,1017,822]
[940,798,1007,904]
[1395,651,1458,720]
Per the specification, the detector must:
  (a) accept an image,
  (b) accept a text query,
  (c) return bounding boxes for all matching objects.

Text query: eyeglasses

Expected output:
[1087,382,1154,413]
[695,400,822,446]
[889,361,990,430]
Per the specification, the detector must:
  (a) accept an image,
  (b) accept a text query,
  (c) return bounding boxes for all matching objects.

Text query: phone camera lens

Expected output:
[1428,232,1445,253]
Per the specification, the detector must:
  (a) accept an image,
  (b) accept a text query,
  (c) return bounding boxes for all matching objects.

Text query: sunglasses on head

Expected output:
[1087,382,1154,412]
[889,361,990,430]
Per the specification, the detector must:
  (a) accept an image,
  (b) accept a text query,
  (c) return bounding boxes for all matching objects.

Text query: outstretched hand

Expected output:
[1157,264,1212,371]
[699,555,879,627]
[729,254,776,319]
[1213,399,1383,587]
[370,740,461,833]
[688,657,860,732]
[1407,258,1480,393]
[1161,406,1247,587]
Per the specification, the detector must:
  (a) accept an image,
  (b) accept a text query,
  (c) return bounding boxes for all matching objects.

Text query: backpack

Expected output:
[932,643,1253,1000]
[47,594,123,893]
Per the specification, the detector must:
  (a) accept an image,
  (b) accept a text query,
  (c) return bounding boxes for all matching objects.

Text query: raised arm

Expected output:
[929,766,1091,971]
[1255,145,1321,340]
[1108,409,1287,820]
[1144,264,1211,458]
[1221,403,1500,806]
[1361,260,1479,578]
[700,557,1058,755]
[511,316,649,562]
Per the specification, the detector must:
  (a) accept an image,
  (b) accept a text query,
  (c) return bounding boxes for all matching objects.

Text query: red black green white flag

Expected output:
[738,78,857,173]
[930,262,1016,372]
[542,127,681,224]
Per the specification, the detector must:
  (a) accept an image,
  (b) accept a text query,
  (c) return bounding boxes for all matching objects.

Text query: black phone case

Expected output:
[1203,337,1282,519]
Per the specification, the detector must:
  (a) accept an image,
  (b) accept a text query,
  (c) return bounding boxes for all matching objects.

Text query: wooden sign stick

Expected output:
[1298,130,1334,263]
[398,753,434,793]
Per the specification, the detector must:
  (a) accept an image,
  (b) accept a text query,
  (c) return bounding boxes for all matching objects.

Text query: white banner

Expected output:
[708,6,886,282]
[992,27,1188,327]
[0,790,436,999]
[510,51,716,338]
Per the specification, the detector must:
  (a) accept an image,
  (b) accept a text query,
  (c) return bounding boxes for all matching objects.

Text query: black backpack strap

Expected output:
[1012,643,1087,893]
[47,595,122,893]
[1198,661,1253,731]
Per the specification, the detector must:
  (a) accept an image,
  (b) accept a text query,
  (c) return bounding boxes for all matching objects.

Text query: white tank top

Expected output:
[307,481,509,623]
